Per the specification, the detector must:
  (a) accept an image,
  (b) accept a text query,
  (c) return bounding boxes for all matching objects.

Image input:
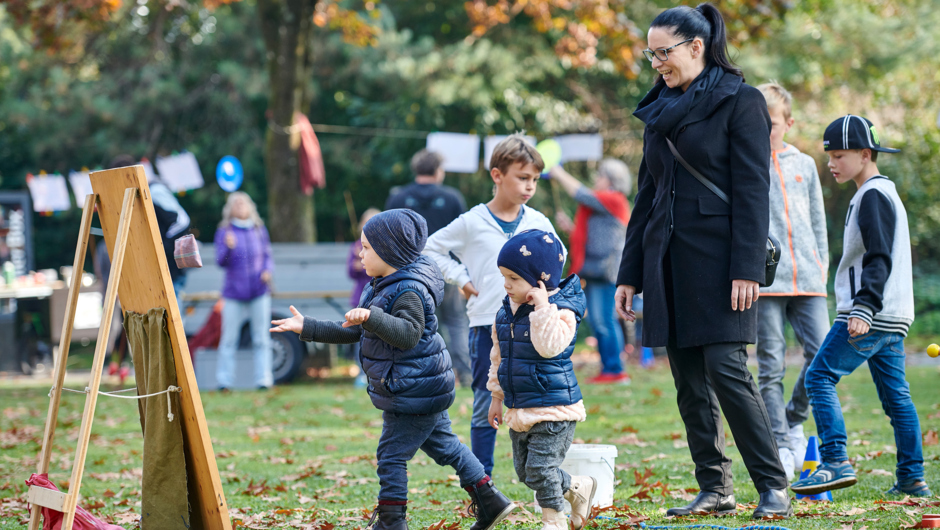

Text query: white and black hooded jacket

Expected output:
[834,176,914,335]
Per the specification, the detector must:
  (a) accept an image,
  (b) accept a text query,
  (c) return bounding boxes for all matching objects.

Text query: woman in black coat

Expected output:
[614,3,791,520]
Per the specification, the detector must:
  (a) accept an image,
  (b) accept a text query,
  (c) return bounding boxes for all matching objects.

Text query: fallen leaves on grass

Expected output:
[923,430,938,446]
[612,433,649,447]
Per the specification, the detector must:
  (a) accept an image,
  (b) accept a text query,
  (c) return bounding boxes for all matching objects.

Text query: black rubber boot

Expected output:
[666,491,736,517]
[465,478,515,530]
[367,504,408,530]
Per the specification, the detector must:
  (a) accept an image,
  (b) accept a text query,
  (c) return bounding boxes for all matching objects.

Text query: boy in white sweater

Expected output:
[424,134,559,475]
[486,230,595,530]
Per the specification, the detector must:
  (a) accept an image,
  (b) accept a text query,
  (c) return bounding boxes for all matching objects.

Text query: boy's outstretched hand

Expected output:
[526,280,549,307]
[344,308,371,327]
[488,398,504,429]
[270,305,304,334]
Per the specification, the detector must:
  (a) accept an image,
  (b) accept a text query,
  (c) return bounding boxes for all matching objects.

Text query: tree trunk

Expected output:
[258,0,317,242]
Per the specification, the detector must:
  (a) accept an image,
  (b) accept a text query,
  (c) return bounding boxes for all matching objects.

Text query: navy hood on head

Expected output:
[374,255,445,307]
[550,274,586,320]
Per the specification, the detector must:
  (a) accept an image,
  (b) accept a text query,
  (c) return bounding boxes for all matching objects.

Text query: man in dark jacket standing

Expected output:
[386,150,472,387]
[614,4,790,520]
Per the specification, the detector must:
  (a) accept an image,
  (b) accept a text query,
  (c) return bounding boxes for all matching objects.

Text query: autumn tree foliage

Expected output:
[464,0,791,79]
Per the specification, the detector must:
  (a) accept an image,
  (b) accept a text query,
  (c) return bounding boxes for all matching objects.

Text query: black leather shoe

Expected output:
[466,478,515,530]
[752,489,792,520]
[367,504,408,530]
[666,491,736,517]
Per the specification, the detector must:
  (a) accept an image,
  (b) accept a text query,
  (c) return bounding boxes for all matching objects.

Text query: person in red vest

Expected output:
[549,160,632,384]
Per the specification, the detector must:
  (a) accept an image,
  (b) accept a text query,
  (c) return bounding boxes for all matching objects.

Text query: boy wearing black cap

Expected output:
[791,116,929,497]
[485,230,596,530]
[271,209,516,530]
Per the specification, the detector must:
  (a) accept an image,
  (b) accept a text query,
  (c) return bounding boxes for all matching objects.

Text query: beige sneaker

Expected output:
[540,507,568,530]
[564,475,597,530]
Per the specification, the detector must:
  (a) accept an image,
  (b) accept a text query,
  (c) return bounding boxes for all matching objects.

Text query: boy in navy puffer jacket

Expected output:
[271,210,516,530]
[486,230,597,530]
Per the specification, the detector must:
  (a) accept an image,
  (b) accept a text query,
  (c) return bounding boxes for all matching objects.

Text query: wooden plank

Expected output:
[89,167,230,530]
[28,194,96,530]
[61,188,135,530]
[27,486,69,512]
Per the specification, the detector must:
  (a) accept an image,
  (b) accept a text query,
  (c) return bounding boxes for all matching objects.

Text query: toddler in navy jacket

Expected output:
[486,229,597,530]
[272,209,516,530]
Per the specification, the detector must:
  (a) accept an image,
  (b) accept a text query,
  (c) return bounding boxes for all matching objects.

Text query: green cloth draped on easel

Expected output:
[125,308,190,529]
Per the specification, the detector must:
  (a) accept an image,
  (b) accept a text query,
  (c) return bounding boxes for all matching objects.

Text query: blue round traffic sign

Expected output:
[216,155,244,192]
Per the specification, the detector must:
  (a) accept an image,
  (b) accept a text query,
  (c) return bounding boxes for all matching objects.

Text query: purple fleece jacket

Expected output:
[214,224,274,301]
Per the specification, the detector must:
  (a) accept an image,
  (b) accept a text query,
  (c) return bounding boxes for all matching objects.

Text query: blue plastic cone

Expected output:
[795,435,833,501]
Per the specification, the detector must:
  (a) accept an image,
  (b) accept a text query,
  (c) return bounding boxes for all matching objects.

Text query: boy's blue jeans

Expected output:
[805,321,924,483]
[376,411,486,501]
[469,326,497,475]
[584,280,625,375]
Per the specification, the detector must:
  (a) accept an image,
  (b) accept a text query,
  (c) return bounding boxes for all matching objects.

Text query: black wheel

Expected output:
[238,312,306,385]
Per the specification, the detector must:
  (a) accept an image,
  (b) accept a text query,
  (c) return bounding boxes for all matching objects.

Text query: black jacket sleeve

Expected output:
[728,86,772,283]
[852,189,896,320]
[616,139,654,290]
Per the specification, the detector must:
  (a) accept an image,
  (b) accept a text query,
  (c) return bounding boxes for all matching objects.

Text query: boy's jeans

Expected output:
[805,321,924,483]
[468,325,497,475]
[584,281,625,375]
[376,411,486,501]
[217,294,273,388]
[756,296,830,450]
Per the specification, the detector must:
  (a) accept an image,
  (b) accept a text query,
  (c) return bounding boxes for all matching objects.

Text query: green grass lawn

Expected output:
[1,361,938,529]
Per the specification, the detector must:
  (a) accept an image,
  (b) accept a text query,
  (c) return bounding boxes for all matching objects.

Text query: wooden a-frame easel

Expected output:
[27,166,231,530]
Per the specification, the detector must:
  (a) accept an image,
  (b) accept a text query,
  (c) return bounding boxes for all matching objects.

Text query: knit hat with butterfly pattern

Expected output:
[497,229,566,290]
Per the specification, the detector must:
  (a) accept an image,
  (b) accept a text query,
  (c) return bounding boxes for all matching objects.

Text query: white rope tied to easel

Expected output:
[50,385,182,421]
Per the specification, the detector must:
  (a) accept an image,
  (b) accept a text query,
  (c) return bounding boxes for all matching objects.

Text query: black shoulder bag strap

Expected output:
[664,137,780,286]
[665,138,730,204]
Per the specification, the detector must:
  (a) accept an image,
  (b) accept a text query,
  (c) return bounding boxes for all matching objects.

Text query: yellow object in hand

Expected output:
[928,343,940,358]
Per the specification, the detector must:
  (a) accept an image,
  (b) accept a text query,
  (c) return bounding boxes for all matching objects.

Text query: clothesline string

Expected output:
[267,119,643,140]
[51,385,181,422]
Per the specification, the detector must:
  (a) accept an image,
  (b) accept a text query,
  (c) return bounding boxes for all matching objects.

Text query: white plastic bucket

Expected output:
[533,444,618,513]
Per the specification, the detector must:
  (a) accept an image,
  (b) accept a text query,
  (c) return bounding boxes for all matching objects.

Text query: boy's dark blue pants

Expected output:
[377,410,486,501]
[469,325,497,476]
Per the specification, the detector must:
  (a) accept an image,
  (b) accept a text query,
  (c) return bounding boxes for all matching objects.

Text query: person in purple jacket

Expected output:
[348,208,380,387]
[214,192,275,391]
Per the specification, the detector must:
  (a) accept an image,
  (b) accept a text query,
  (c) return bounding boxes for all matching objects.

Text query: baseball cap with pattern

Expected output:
[823,115,900,153]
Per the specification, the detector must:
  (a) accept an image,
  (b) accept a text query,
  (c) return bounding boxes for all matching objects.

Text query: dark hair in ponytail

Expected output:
[650,2,743,79]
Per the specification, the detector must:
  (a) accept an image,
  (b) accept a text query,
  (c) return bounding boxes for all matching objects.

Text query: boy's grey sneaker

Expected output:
[886,480,932,497]
[790,462,857,495]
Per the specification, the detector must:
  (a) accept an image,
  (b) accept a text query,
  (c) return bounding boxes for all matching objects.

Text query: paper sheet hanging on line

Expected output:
[26,174,71,212]
[483,135,536,169]
[155,152,205,192]
[68,170,94,201]
[555,134,604,162]
[426,132,480,173]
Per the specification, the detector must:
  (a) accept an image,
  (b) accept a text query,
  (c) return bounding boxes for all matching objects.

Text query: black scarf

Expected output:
[633,65,725,140]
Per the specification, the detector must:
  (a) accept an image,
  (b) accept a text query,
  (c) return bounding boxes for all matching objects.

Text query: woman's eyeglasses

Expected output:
[642,39,693,62]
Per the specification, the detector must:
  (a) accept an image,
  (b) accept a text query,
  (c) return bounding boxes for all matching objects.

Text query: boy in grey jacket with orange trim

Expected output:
[754,83,831,479]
